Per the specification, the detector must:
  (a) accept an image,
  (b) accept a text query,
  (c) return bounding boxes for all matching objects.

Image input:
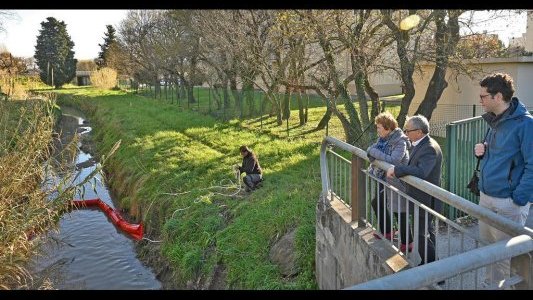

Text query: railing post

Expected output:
[445,123,457,219]
[351,154,366,226]
[511,252,532,289]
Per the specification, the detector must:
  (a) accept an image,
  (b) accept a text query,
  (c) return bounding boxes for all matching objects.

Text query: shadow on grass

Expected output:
[248,115,276,125]
[293,126,324,137]
[54,88,323,289]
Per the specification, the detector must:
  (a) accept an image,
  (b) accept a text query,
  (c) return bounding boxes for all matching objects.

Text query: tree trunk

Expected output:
[415,10,460,121]
[153,76,160,99]
[276,99,283,126]
[243,81,255,117]
[382,10,416,128]
[316,106,332,130]
[297,89,305,125]
[353,68,370,126]
[187,84,196,104]
[223,79,230,109]
[331,109,361,145]
[364,73,380,119]
[282,88,290,121]
[212,84,222,109]
[229,77,240,111]
[305,92,309,123]
[396,83,415,128]
[414,66,448,120]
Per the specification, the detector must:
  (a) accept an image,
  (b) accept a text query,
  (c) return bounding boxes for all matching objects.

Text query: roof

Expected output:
[418,56,533,66]
[76,70,93,76]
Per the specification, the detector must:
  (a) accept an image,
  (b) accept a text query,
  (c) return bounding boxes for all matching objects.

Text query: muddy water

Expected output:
[28,107,161,289]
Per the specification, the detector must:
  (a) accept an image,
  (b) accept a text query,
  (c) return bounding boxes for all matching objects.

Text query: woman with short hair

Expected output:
[237,145,263,192]
[367,112,412,251]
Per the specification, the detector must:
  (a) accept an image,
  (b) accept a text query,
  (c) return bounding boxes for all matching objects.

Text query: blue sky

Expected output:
[0,10,129,60]
[0,10,528,60]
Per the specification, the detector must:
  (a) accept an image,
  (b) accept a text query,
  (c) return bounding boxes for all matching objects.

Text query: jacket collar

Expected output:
[409,135,429,160]
[482,97,526,128]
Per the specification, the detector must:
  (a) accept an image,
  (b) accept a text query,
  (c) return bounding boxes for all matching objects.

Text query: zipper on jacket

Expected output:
[508,160,515,188]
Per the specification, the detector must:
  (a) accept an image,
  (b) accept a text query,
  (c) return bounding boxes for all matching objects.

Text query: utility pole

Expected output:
[47,61,50,86]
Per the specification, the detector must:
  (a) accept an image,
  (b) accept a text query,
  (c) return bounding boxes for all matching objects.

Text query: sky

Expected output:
[459,10,528,45]
[0,10,529,61]
[0,10,129,60]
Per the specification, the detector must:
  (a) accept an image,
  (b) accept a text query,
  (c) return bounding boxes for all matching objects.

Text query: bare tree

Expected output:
[195,10,239,112]
[297,10,375,144]
[0,51,27,99]
[197,10,285,122]
[381,9,506,126]
[0,10,16,34]
[118,10,165,95]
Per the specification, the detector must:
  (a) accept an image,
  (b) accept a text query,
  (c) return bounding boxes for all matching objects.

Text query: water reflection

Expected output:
[28,107,161,290]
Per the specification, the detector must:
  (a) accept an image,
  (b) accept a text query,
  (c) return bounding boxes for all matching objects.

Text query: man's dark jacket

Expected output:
[394,135,443,209]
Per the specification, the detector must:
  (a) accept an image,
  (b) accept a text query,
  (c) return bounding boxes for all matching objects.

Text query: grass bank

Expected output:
[54,87,402,289]
[55,88,320,289]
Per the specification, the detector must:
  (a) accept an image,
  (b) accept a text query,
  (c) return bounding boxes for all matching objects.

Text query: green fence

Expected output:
[445,116,488,219]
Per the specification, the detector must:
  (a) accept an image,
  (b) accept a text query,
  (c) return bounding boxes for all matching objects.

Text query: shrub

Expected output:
[90,67,117,89]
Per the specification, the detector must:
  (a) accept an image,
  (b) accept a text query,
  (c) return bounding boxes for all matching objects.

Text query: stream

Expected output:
[27,106,161,290]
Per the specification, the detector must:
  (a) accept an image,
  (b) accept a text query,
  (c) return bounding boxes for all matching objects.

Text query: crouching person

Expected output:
[237,145,263,192]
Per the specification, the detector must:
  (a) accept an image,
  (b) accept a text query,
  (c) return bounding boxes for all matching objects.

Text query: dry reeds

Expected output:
[0,98,68,288]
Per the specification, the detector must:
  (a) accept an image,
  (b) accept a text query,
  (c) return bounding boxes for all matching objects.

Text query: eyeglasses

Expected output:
[403,128,419,133]
[479,94,493,100]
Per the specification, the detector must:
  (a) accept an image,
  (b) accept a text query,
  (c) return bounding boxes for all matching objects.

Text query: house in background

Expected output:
[75,60,97,86]
[410,57,533,137]
[409,11,533,137]
[509,11,533,53]
[76,70,92,86]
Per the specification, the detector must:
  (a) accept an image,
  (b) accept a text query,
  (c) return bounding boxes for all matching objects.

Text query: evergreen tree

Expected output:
[34,17,77,88]
[96,25,117,69]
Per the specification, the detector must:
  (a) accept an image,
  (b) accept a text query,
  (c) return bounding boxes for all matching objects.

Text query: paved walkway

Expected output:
[434,205,532,289]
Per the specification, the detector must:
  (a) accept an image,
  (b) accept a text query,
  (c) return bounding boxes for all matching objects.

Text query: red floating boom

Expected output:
[71,198,143,240]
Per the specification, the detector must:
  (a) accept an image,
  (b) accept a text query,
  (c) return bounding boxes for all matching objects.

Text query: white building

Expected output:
[509,10,533,52]
[410,56,533,137]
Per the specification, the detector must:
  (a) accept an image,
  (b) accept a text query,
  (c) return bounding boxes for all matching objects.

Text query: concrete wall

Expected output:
[316,195,409,289]
[525,11,533,52]
[411,57,533,108]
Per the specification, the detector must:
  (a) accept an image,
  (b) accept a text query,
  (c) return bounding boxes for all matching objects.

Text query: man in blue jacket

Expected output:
[474,73,533,288]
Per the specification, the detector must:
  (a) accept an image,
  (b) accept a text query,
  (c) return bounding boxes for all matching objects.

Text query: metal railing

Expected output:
[348,235,533,290]
[320,135,533,289]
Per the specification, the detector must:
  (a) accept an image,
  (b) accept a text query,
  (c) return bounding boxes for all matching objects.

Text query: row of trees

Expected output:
[95,10,519,146]
[1,10,519,145]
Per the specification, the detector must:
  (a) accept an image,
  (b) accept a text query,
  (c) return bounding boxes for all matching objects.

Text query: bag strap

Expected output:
[474,128,491,171]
